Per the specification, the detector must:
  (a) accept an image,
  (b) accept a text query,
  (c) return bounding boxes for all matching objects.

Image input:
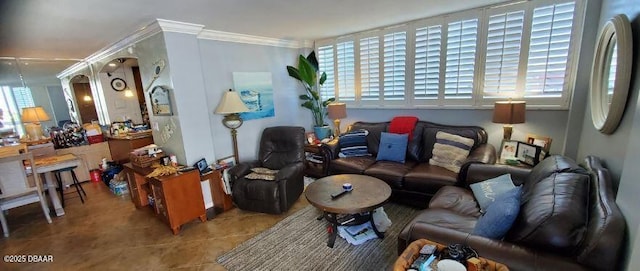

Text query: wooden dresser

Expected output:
[123,163,206,234]
[107,134,153,164]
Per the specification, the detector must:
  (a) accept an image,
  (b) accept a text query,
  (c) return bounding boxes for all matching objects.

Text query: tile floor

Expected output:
[0,181,310,270]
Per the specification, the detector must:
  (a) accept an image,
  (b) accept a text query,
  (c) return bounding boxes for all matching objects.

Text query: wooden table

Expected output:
[305,174,392,247]
[34,153,80,216]
[393,239,510,271]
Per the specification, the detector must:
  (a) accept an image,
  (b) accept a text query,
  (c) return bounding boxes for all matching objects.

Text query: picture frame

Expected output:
[150,85,173,116]
[216,155,236,169]
[499,140,518,162]
[194,158,212,175]
[526,134,552,152]
[305,132,317,145]
[516,141,542,166]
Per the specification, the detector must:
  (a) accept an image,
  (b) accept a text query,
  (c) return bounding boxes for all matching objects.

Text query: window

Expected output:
[0,86,35,135]
[316,0,583,109]
[317,45,335,100]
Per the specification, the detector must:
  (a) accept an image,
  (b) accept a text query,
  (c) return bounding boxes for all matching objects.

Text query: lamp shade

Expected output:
[21,106,51,123]
[215,89,250,114]
[327,102,347,120]
[492,101,525,124]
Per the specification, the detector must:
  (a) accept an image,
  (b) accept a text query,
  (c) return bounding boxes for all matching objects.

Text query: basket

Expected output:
[130,153,164,168]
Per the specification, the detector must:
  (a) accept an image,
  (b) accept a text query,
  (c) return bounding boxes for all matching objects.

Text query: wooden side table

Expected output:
[201,169,234,217]
[304,144,330,178]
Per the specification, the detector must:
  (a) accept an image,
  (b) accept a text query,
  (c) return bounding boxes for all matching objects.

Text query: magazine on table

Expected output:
[337,222,377,245]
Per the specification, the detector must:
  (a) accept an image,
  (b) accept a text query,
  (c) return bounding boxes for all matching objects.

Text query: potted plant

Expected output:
[287,51,335,139]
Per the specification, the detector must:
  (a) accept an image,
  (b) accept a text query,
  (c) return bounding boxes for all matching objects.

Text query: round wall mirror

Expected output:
[589,14,633,134]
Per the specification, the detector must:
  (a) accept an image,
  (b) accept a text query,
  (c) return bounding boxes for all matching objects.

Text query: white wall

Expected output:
[97,67,143,124]
[198,40,310,163]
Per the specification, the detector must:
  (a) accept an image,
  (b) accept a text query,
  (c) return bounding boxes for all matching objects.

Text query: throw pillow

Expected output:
[251,167,279,175]
[245,172,276,181]
[376,132,409,163]
[428,131,474,173]
[469,174,516,212]
[473,186,522,239]
[338,129,371,158]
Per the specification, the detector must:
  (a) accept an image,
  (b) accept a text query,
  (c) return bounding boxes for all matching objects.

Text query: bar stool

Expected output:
[53,166,86,207]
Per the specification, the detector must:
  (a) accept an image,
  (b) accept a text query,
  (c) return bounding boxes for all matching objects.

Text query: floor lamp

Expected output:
[215,89,249,165]
[492,101,526,140]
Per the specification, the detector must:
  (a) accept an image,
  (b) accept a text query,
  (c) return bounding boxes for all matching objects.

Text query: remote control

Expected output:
[331,189,352,200]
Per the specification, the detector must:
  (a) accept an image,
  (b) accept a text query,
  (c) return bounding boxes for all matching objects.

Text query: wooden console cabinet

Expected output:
[107,134,153,164]
[123,163,206,234]
[201,169,234,215]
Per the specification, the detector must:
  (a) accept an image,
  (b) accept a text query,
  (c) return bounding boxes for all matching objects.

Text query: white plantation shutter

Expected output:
[414,25,442,100]
[445,19,477,99]
[360,36,380,101]
[336,41,355,101]
[525,2,575,97]
[483,11,525,96]
[383,31,407,101]
[12,87,35,109]
[317,45,335,101]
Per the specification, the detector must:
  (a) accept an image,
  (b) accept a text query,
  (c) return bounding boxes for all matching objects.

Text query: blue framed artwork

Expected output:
[232,72,275,121]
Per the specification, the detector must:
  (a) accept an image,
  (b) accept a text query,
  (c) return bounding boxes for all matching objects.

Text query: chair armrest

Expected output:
[464,163,531,186]
[322,138,340,159]
[275,162,305,180]
[457,144,497,182]
[228,160,261,182]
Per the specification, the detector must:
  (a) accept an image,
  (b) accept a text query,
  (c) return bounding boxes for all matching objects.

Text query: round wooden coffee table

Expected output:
[305,174,392,247]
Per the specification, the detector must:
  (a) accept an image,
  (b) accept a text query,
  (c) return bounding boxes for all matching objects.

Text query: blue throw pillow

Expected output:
[472,186,522,239]
[338,129,370,157]
[376,132,408,163]
[469,174,516,212]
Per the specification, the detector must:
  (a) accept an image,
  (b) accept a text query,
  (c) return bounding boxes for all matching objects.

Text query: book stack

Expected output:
[337,222,378,245]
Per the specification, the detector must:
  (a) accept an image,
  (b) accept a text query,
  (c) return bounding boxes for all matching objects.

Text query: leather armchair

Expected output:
[228,126,305,214]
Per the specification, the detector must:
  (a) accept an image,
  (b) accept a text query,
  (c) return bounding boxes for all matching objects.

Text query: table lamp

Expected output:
[215,89,249,165]
[492,101,525,140]
[21,106,51,140]
[327,102,347,136]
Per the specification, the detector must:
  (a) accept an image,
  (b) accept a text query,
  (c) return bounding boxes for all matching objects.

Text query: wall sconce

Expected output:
[214,89,249,165]
[327,102,347,136]
[492,101,526,140]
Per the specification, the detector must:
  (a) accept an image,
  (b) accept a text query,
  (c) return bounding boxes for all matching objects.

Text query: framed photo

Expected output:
[216,155,236,169]
[516,142,542,166]
[193,158,212,175]
[150,85,173,116]
[526,134,552,152]
[499,140,518,162]
[305,132,317,145]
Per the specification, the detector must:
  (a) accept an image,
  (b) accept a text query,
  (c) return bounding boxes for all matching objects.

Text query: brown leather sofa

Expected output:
[397,155,626,271]
[228,126,306,214]
[324,121,496,208]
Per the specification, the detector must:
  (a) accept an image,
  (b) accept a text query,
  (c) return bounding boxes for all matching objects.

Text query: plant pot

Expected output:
[314,126,332,140]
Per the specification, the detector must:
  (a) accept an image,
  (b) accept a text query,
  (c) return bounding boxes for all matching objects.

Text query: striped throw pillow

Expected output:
[338,129,370,157]
[429,131,475,173]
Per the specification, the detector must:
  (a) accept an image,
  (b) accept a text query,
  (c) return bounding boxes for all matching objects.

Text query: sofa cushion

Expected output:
[401,208,478,235]
[473,186,522,239]
[429,131,474,173]
[469,174,516,212]
[338,129,370,158]
[330,156,377,174]
[376,132,409,163]
[525,155,587,188]
[350,122,388,156]
[429,186,481,217]
[506,172,590,255]
[404,163,458,194]
[364,160,417,189]
[419,123,483,162]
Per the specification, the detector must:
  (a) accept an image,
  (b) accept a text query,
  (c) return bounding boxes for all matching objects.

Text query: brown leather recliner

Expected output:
[397,155,626,271]
[228,126,306,214]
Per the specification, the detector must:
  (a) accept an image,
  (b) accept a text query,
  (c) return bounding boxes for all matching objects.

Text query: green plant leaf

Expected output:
[310,90,320,101]
[299,95,311,100]
[319,72,327,85]
[297,56,316,87]
[286,66,302,81]
[306,51,319,72]
[301,101,313,109]
[322,98,336,107]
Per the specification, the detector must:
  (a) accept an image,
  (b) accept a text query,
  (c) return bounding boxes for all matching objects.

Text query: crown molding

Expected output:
[57,61,89,79]
[198,29,311,49]
[84,19,165,65]
[156,19,204,34]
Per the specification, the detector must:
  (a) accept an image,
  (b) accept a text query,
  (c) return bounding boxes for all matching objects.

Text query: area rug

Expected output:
[217,203,420,271]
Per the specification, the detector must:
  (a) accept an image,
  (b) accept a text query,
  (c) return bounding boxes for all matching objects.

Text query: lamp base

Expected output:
[24,123,45,140]
[502,125,513,141]
[333,119,341,136]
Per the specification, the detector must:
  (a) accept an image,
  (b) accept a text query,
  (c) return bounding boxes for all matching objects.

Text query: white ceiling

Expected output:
[1,0,509,60]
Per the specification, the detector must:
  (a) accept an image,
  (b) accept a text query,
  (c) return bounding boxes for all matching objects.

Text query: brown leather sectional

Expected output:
[397,155,626,271]
[324,121,497,208]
